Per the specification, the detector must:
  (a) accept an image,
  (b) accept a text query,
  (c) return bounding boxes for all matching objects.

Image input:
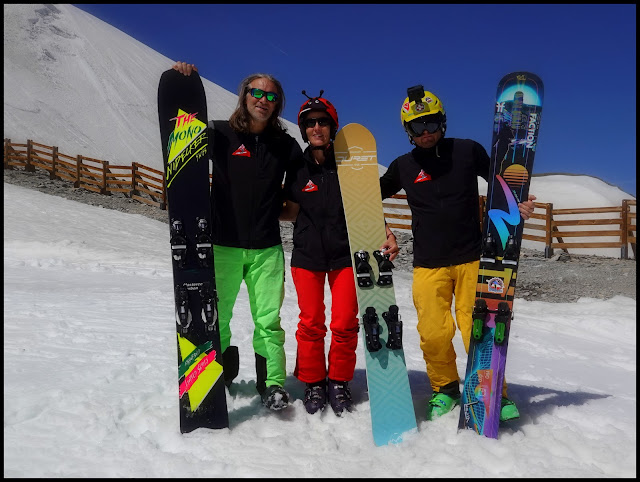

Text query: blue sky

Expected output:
[75,4,636,196]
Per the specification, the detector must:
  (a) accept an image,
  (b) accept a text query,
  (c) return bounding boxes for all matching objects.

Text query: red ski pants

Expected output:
[291,266,359,383]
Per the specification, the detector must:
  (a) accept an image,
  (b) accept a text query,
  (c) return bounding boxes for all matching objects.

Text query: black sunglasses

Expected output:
[408,119,442,137]
[248,88,279,102]
[303,117,332,128]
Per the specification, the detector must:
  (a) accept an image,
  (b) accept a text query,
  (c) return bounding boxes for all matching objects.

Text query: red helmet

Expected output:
[297,90,339,142]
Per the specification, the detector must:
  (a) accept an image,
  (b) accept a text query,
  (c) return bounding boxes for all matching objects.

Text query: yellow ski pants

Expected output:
[412,260,508,398]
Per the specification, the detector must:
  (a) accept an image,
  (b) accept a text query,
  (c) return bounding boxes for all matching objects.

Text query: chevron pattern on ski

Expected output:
[335,123,417,446]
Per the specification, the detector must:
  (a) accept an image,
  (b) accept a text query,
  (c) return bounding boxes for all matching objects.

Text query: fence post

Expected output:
[75,155,82,188]
[50,146,58,180]
[130,162,138,197]
[25,139,35,172]
[4,138,11,170]
[101,160,109,195]
[621,200,629,260]
[544,203,554,258]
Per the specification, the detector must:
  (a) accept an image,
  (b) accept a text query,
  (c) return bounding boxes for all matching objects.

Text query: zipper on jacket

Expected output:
[247,134,260,247]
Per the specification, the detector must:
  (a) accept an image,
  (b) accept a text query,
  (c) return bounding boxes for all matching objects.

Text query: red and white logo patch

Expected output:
[302,180,318,192]
[487,277,505,294]
[232,144,250,157]
[414,169,432,183]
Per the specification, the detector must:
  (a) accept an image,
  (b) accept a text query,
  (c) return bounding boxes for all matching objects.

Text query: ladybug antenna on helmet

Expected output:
[301,89,324,100]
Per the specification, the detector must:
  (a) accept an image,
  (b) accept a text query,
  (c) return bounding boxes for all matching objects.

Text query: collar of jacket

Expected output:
[412,137,453,162]
[241,125,284,144]
[303,145,336,171]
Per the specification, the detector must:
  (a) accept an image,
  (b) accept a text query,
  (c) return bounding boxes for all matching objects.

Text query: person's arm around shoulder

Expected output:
[379,158,402,200]
[473,141,492,183]
[280,141,304,222]
[280,200,300,222]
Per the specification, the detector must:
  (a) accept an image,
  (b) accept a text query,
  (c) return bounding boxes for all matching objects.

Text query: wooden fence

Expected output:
[4,138,637,259]
[5,138,167,209]
[384,197,636,260]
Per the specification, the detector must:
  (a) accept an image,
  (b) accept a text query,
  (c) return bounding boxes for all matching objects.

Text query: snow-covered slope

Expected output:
[3,182,636,477]
[3,4,304,172]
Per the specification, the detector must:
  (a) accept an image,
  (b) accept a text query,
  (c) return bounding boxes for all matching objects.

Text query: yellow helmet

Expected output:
[400,86,447,139]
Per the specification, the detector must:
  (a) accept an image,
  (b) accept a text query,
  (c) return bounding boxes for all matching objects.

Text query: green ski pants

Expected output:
[213,244,286,388]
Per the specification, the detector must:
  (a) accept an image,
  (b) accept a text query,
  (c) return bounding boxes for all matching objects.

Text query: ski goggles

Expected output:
[248,88,279,102]
[303,117,332,128]
[407,119,442,137]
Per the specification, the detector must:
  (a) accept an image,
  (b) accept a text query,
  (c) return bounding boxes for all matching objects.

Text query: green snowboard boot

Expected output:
[500,397,520,422]
[426,392,461,421]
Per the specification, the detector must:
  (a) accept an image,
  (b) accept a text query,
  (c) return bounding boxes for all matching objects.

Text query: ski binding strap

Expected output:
[362,306,382,352]
[494,302,511,345]
[353,250,374,288]
[471,298,488,341]
[199,281,218,332]
[175,284,192,334]
[373,250,394,286]
[501,234,518,266]
[170,218,188,268]
[195,217,213,268]
[382,304,402,349]
[480,232,497,264]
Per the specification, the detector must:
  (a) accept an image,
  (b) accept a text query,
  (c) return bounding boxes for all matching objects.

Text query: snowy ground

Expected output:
[3,183,636,477]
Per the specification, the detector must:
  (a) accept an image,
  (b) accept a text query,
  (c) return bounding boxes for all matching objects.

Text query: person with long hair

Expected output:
[172,62,303,411]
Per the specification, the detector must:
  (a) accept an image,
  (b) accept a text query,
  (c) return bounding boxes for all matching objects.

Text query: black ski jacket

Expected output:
[284,146,352,272]
[380,137,491,268]
[209,120,303,249]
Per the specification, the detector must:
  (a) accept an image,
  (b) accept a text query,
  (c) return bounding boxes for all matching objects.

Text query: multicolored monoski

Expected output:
[459,72,544,438]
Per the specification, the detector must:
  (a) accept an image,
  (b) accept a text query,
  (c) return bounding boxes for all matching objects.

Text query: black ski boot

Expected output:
[255,353,267,395]
[222,346,239,388]
[327,379,353,416]
[261,385,290,411]
[255,353,289,410]
[303,380,327,414]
